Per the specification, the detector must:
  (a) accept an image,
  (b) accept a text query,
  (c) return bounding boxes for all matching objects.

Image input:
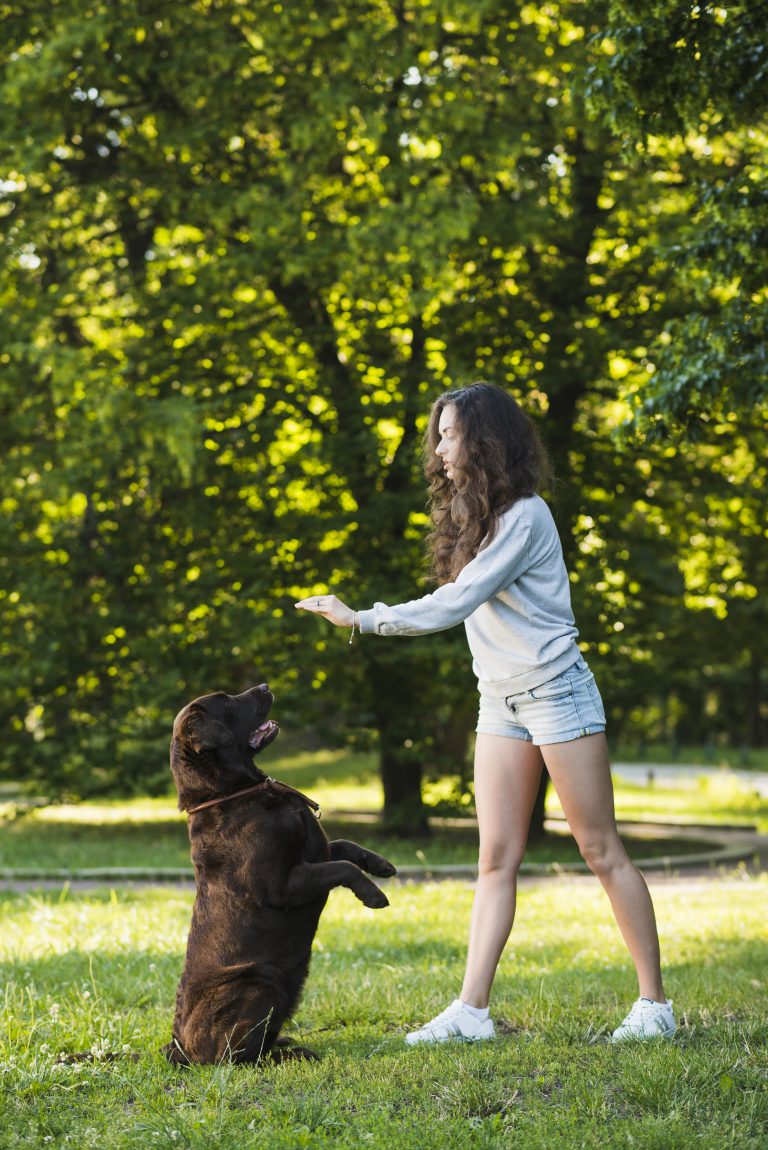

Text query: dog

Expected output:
[162,683,396,1065]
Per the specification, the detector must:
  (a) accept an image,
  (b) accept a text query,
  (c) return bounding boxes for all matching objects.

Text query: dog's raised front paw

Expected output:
[365,851,397,878]
[361,886,390,909]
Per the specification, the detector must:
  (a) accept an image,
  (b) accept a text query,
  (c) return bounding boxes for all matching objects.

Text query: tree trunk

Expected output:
[748,648,764,747]
[524,133,610,839]
[366,651,430,834]
[379,736,429,834]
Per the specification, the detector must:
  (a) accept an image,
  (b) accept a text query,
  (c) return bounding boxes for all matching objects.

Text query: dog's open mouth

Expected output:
[248,719,279,754]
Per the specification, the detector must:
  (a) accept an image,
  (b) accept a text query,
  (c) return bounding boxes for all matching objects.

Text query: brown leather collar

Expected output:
[187,777,321,818]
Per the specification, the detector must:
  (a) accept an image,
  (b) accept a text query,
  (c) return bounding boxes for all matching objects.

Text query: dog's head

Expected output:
[170,684,280,810]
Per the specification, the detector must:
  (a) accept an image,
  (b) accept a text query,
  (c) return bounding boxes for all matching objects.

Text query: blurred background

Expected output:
[1,1,765,834]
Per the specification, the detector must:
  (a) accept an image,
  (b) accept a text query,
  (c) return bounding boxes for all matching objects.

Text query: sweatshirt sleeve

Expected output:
[357,512,532,636]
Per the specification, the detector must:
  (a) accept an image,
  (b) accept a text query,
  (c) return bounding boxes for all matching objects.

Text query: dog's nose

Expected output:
[244,683,270,697]
[233,684,271,703]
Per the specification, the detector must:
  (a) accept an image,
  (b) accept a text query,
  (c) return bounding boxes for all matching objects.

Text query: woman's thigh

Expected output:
[540,733,624,855]
[474,734,545,867]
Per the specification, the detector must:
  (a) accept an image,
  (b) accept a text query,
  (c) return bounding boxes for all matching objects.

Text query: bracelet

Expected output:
[349,611,359,645]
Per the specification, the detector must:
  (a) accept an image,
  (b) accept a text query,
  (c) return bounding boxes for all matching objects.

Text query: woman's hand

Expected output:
[295,594,356,629]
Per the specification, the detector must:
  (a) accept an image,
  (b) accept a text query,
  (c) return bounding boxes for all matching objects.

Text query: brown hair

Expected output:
[424,383,552,584]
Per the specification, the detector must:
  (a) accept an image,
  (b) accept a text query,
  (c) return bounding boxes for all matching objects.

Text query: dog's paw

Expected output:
[361,886,390,909]
[364,852,398,878]
[271,1039,320,1063]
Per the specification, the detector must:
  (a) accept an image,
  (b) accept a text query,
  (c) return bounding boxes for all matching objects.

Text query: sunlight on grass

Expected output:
[17,797,187,825]
[0,748,765,875]
[594,774,767,832]
[6,748,766,830]
[0,879,766,1149]
[2,878,766,1034]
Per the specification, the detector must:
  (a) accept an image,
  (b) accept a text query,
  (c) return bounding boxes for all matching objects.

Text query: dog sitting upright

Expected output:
[163,683,396,1065]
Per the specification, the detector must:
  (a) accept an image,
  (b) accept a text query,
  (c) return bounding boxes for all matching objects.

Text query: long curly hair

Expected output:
[424,383,552,584]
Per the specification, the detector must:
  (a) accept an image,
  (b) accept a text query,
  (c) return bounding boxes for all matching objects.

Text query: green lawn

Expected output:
[1,877,766,1149]
[0,747,764,874]
[0,804,722,873]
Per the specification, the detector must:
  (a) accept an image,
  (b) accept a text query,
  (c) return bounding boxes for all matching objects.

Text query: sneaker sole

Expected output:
[405,1030,496,1046]
[611,1026,676,1043]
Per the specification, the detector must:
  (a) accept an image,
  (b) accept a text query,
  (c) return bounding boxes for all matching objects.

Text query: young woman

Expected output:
[296,382,675,1044]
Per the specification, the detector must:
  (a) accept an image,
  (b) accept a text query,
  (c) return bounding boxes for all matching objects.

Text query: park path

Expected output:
[612,761,768,797]
[0,867,763,894]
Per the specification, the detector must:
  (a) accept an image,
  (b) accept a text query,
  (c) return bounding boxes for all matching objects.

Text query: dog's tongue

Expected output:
[248,719,279,753]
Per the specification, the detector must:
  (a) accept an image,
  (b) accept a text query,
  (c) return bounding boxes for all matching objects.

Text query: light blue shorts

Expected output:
[476,656,606,746]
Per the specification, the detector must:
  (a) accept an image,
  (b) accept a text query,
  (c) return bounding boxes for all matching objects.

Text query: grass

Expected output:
[0,803,722,873]
[0,747,765,874]
[0,876,766,1149]
[611,743,768,771]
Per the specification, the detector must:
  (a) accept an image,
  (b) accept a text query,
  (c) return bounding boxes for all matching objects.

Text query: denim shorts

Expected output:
[476,656,606,746]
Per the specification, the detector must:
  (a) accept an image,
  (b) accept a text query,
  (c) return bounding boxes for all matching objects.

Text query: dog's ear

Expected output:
[175,709,234,754]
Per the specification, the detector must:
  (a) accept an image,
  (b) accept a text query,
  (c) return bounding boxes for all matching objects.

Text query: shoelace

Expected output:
[620,999,666,1030]
[421,1002,465,1034]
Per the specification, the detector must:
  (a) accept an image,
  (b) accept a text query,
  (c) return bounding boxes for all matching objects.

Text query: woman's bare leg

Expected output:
[459,734,544,1008]
[541,733,665,1002]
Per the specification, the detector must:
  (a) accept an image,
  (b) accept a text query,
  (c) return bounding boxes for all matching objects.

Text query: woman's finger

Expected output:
[295,595,352,628]
[295,595,332,613]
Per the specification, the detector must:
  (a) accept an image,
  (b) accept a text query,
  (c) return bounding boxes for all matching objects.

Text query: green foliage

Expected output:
[587,3,768,132]
[585,2,768,427]
[0,0,766,818]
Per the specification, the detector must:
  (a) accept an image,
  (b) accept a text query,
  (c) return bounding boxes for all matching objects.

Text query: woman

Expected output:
[296,382,675,1044]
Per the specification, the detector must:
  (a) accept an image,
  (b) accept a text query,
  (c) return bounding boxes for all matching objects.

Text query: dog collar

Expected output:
[187,777,321,818]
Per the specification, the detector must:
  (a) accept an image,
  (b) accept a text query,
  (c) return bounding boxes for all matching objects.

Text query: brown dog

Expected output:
[162,684,396,1065]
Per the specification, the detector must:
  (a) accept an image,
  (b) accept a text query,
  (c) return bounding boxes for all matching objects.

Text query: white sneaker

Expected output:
[611,997,676,1042]
[405,999,496,1046]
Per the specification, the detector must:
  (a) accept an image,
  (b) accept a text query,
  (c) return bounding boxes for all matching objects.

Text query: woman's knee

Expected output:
[477,843,525,879]
[577,833,629,877]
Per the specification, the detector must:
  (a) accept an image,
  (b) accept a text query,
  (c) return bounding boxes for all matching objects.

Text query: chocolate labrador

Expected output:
[162,684,396,1065]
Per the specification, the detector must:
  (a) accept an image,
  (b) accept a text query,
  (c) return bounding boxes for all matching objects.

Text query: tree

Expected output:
[585,1,768,429]
[2,0,764,833]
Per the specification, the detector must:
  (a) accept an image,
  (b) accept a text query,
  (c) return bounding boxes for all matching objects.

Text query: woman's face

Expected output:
[435,404,462,480]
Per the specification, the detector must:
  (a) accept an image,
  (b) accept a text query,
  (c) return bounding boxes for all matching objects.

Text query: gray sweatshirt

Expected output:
[358,494,580,697]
